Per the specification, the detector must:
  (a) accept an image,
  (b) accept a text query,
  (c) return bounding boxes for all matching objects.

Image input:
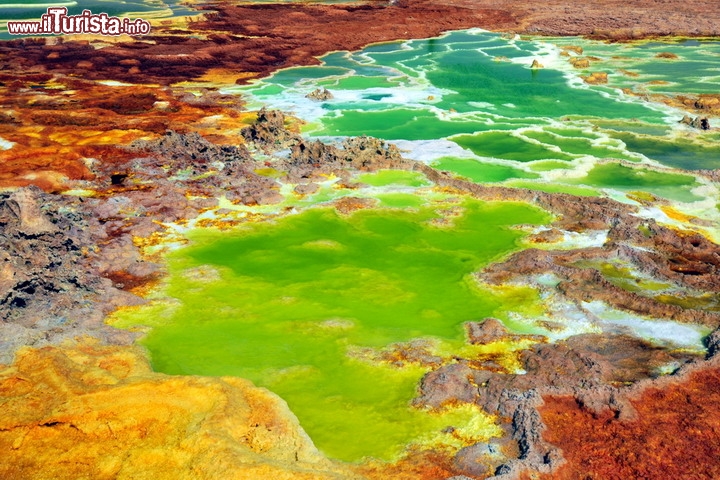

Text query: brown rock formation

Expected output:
[465,318,545,345]
[240,109,412,181]
[413,332,703,478]
[0,341,356,480]
[539,359,720,479]
[680,114,711,130]
[241,108,300,151]
[568,57,590,68]
[306,88,334,101]
[582,72,608,84]
[0,187,140,363]
[415,333,698,414]
[631,92,720,117]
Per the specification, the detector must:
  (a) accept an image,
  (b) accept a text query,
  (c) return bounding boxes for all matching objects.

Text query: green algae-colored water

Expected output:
[233,29,720,204]
[113,28,720,464]
[356,169,431,187]
[433,157,539,183]
[113,199,549,461]
[570,162,703,203]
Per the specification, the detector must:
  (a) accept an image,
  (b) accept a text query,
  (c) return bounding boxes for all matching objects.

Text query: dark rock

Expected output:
[453,442,506,477]
[0,187,140,363]
[414,361,479,408]
[680,115,711,130]
[131,130,252,171]
[574,385,638,421]
[241,108,299,150]
[706,327,720,359]
[283,135,409,181]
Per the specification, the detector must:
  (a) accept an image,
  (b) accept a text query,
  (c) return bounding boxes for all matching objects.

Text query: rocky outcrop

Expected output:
[679,114,710,130]
[641,93,720,117]
[414,332,702,477]
[0,341,356,480]
[124,130,284,206]
[239,109,411,183]
[0,187,85,319]
[465,318,545,344]
[706,326,720,359]
[416,333,696,413]
[294,183,320,196]
[130,130,253,172]
[0,188,139,364]
[306,88,334,101]
[582,72,608,84]
[568,57,590,68]
[241,108,299,150]
[287,136,406,174]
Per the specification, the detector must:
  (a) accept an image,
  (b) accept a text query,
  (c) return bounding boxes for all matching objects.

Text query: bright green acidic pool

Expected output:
[112,28,720,464]
[111,198,550,461]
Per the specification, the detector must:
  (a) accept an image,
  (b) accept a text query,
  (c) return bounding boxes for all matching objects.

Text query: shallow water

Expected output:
[232,29,720,202]
[114,29,720,463]
[112,198,549,461]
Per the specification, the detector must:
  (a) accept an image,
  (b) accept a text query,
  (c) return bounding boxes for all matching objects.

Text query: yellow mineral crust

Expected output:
[0,341,357,480]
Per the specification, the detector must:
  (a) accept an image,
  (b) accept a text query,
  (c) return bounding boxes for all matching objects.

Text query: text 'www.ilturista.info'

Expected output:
[7,7,151,36]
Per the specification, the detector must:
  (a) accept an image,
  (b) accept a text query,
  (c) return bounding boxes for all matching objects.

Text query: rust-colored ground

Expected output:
[0,2,517,86]
[0,76,256,191]
[1,0,718,87]
[539,365,720,479]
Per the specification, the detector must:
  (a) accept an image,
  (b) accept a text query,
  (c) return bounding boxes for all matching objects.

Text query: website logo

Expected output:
[7,7,151,36]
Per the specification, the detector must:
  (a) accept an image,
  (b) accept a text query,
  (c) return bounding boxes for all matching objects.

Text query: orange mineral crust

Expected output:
[0,341,356,480]
[539,364,720,479]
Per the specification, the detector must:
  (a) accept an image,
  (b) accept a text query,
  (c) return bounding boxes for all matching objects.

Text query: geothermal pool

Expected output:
[111,30,720,462]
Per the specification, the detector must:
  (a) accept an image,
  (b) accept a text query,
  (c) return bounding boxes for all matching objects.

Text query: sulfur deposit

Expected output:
[0,340,356,480]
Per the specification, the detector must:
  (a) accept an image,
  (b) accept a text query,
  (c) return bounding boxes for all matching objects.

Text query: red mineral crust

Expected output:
[0,76,254,191]
[539,364,720,479]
